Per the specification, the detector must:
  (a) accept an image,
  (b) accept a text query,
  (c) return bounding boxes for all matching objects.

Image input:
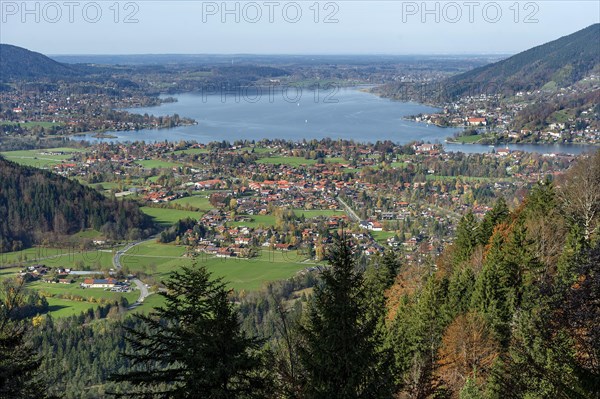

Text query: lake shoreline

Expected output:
[79,88,598,155]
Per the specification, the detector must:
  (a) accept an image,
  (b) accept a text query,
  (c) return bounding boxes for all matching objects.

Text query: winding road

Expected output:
[112,239,154,306]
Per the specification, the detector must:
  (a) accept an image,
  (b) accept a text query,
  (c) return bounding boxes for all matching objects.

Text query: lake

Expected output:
[83,88,596,155]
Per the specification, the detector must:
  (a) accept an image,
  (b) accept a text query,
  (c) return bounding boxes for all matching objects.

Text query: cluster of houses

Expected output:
[17,265,131,292]
[19,264,73,283]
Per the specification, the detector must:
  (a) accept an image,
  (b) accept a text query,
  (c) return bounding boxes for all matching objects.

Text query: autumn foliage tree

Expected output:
[436,312,499,396]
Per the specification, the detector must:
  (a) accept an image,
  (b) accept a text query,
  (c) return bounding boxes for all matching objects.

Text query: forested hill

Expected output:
[376,24,600,101]
[444,23,600,97]
[0,157,154,252]
[0,44,81,82]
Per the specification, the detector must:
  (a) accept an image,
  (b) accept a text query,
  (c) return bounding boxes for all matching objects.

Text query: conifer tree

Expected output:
[478,197,509,246]
[0,279,54,399]
[113,265,268,398]
[299,235,393,399]
[453,212,480,265]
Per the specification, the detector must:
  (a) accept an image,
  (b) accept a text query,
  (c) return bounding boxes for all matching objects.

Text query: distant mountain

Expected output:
[0,44,81,82]
[375,24,600,102]
[445,24,600,98]
[0,157,154,252]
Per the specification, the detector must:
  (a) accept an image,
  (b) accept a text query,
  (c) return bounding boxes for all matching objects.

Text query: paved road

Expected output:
[112,238,155,305]
[131,279,149,304]
[336,196,361,222]
[113,240,148,270]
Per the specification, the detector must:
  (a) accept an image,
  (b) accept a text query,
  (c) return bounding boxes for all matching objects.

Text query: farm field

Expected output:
[122,244,309,291]
[170,195,213,210]
[1,243,310,317]
[292,209,344,218]
[140,206,204,225]
[0,246,114,269]
[229,214,277,228]
[450,134,484,143]
[0,266,22,278]
[1,147,84,168]
[201,250,309,291]
[45,297,101,318]
[131,293,167,314]
[28,281,139,304]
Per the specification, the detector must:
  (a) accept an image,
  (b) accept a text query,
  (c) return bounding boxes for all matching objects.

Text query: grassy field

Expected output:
[256,156,346,167]
[2,244,310,317]
[122,243,309,291]
[370,230,398,244]
[170,195,213,211]
[0,247,64,266]
[0,266,22,278]
[229,214,277,228]
[140,206,204,225]
[131,293,167,314]
[449,134,484,144]
[45,297,101,318]
[127,242,188,257]
[293,209,344,218]
[201,250,309,291]
[122,251,308,291]
[29,280,138,303]
[1,147,85,168]
[0,246,114,269]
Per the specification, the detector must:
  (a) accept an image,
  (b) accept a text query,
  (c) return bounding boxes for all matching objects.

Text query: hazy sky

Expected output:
[1,1,598,55]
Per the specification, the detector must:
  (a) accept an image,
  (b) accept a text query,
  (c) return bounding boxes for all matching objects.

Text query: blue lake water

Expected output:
[82,88,596,155]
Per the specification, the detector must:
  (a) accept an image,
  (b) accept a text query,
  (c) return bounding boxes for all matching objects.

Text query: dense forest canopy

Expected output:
[0,157,154,252]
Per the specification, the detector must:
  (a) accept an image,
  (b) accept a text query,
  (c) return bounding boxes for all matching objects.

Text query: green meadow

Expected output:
[28,281,139,304]
[293,209,344,218]
[122,243,309,291]
[45,297,101,318]
[1,147,84,168]
[140,206,204,225]
[370,230,398,244]
[0,246,114,269]
[170,195,213,211]
[229,214,277,228]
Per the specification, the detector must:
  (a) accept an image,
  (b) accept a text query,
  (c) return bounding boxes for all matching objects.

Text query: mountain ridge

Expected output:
[0,43,81,82]
[444,23,600,97]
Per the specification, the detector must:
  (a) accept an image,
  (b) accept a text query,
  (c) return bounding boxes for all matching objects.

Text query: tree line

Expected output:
[0,158,155,252]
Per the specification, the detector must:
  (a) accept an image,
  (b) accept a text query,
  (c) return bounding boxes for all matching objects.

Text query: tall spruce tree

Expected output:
[299,235,393,399]
[453,212,480,265]
[0,279,54,399]
[112,265,268,398]
[478,197,509,246]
